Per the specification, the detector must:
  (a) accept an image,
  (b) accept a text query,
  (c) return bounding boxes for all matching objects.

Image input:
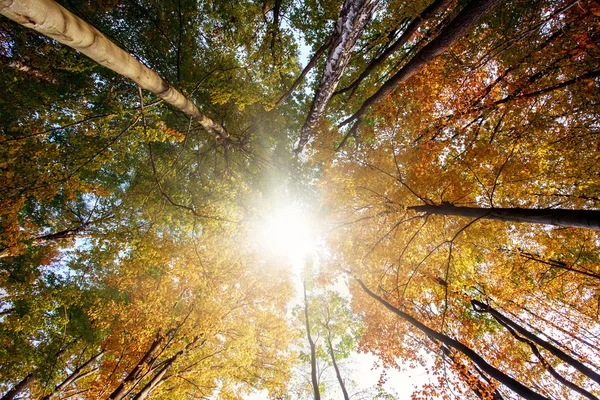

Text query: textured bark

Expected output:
[303,282,321,400]
[354,276,550,400]
[409,203,600,230]
[1,373,35,400]
[335,0,453,97]
[275,35,334,107]
[339,0,501,142]
[0,0,228,140]
[296,0,379,151]
[472,300,600,385]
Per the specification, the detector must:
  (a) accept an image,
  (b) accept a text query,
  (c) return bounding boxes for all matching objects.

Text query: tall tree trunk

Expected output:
[409,203,600,230]
[275,35,334,108]
[109,334,164,400]
[441,346,504,400]
[303,282,321,400]
[326,336,349,400]
[353,276,550,400]
[471,300,600,385]
[335,0,452,97]
[339,0,501,146]
[296,0,379,151]
[1,373,35,400]
[41,350,104,400]
[0,0,229,141]
[131,353,180,400]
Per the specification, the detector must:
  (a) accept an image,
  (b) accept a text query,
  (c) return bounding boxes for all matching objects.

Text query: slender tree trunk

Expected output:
[353,276,550,400]
[0,0,229,141]
[109,334,164,400]
[131,353,180,400]
[296,0,379,151]
[441,346,504,400]
[326,336,349,400]
[339,0,501,144]
[471,300,600,385]
[275,35,334,108]
[41,350,105,400]
[518,251,600,280]
[303,282,321,400]
[1,373,35,400]
[498,322,598,400]
[409,203,600,230]
[335,0,452,97]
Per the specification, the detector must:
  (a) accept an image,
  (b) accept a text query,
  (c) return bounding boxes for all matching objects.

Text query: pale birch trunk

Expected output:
[296,0,379,151]
[0,0,228,140]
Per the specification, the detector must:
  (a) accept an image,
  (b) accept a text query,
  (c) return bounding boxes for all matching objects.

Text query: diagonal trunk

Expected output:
[131,352,180,400]
[296,0,379,151]
[109,334,165,400]
[409,203,600,230]
[303,282,321,400]
[326,336,349,400]
[353,276,550,400]
[495,320,598,400]
[275,35,334,108]
[339,0,501,145]
[441,346,504,400]
[0,0,229,141]
[41,350,104,400]
[471,300,600,385]
[1,373,35,400]
[335,0,453,97]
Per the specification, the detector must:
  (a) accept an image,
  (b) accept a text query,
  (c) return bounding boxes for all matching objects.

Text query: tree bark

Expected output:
[131,352,180,400]
[326,336,349,400]
[472,300,600,385]
[1,373,35,400]
[303,282,321,400]
[353,276,550,400]
[274,35,334,108]
[296,0,379,151]
[109,334,164,400]
[441,346,504,400]
[339,0,501,143]
[41,350,104,400]
[0,0,229,141]
[409,203,600,230]
[335,0,453,97]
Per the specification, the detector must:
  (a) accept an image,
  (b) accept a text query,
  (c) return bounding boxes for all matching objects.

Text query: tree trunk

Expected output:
[303,282,321,400]
[1,373,35,400]
[41,350,104,400]
[275,35,334,108]
[409,203,600,230]
[296,0,379,151]
[131,353,180,400]
[339,0,501,141]
[0,0,229,141]
[326,336,349,400]
[441,346,504,400]
[471,300,600,385]
[109,334,164,400]
[335,0,453,97]
[353,276,550,400]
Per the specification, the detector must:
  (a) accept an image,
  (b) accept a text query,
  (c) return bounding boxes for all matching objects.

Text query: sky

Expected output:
[245,202,431,399]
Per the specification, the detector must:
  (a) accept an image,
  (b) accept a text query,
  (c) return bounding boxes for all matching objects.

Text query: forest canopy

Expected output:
[0,0,599,399]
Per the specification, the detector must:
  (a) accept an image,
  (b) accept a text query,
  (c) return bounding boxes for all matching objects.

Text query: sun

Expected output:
[259,204,318,264]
